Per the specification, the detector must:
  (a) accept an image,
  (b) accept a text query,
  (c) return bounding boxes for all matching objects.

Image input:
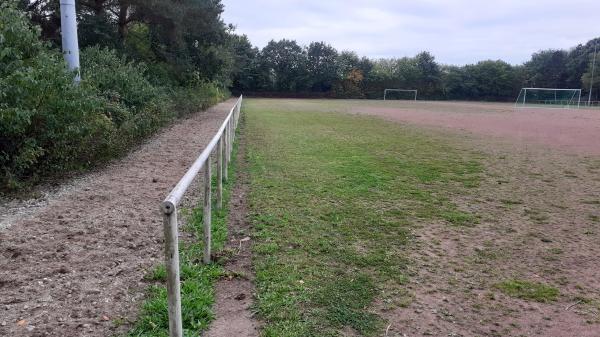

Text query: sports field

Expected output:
[2,98,599,337]
[242,98,600,337]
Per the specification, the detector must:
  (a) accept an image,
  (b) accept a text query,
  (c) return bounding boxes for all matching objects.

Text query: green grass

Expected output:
[245,99,483,336]
[127,124,242,337]
[495,279,560,303]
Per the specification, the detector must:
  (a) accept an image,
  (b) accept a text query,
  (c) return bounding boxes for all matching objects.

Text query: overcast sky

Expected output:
[221,0,600,65]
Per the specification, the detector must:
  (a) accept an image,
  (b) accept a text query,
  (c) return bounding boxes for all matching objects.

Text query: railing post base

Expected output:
[203,157,212,264]
[162,205,183,337]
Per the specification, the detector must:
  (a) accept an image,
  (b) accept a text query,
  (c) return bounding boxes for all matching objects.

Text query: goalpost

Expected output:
[384,89,418,101]
[515,88,582,109]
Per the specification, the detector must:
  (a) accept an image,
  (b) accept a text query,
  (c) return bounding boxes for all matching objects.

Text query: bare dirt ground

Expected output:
[206,121,260,337]
[351,100,600,155]
[345,101,600,336]
[0,99,236,337]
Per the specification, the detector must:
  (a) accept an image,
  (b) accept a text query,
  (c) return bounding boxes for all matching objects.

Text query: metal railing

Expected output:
[160,96,243,337]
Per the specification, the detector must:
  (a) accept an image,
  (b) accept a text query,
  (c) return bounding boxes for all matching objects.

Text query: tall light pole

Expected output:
[60,0,81,83]
[589,44,597,106]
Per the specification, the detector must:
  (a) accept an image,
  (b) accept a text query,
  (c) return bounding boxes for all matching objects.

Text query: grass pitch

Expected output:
[244,99,482,336]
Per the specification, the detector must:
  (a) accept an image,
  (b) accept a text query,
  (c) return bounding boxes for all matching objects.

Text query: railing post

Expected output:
[203,157,212,264]
[236,99,241,127]
[227,120,232,164]
[223,124,229,182]
[216,137,223,209]
[231,117,235,149]
[230,118,233,144]
[161,204,183,337]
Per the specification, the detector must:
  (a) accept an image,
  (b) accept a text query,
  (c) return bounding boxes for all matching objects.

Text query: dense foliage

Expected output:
[1,2,225,190]
[230,38,600,101]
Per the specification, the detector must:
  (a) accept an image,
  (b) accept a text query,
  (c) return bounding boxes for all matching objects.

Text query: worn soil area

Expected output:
[346,101,600,336]
[351,101,600,155]
[0,99,236,337]
[383,140,600,337]
[206,119,260,337]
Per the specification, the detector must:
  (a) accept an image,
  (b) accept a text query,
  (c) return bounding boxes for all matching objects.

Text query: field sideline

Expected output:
[242,98,600,337]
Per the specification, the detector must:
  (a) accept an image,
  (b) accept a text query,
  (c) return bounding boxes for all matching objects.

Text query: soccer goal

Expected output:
[384,89,418,101]
[515,88,582,108]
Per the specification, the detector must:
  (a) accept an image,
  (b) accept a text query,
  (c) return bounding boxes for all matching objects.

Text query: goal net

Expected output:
[384,89,418,101]
[515,88,582,108]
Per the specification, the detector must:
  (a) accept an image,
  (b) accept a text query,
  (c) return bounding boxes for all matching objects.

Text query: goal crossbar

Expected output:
[384,89,418,101]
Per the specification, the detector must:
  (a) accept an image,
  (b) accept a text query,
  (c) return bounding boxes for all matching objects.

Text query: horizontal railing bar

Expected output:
[161,96,242,213]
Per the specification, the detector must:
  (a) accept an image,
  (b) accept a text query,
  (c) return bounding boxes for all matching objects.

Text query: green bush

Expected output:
[168,83,226,116]
[0,2,225,191]
[81,46,162,115]
[0,3,115,188]
[80,46,172,148]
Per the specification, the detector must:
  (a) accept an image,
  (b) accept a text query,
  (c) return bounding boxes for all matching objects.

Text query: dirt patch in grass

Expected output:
[206,116,261,337]
[0,100,236,337]
[350,106,600,336]
[383,146,600,337]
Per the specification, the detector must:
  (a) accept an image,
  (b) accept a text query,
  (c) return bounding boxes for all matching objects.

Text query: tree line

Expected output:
[12,0,600,101]
[230,38,600,101]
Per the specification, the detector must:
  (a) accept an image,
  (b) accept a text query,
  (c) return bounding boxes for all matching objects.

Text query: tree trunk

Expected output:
[118,1,130,40]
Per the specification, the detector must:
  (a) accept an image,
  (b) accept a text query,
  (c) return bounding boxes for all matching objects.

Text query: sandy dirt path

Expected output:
[351,101,600,155]
[0,99,236,337]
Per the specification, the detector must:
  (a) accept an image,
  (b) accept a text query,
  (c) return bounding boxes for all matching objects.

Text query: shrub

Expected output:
[0,2,226,191]
[80,46,173,148]
[0,3,115,189]
[81,46,162,115]
[168,83,226,116]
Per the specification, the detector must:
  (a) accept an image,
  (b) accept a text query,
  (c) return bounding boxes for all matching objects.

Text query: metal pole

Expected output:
[236,101,241,127]
[227,120,232,163]
[203,157,212,264]
[216,138,223,209]
[223,126,229,182]
[232,117,236,142]
[161,204,183,337]
[589,45,597,106]
[59,0,81,83]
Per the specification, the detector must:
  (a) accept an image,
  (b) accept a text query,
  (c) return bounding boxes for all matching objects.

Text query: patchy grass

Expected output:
[245,99,483,336]
[495,279,560,303]
[524,208,550,224]
[128,125,242,337]
[500,198,524,206]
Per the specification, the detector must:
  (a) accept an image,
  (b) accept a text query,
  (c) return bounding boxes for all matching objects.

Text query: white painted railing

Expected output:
[160,96,243,337]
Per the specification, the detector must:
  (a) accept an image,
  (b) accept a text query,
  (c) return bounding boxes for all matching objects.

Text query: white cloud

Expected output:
[221,0,600,65]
